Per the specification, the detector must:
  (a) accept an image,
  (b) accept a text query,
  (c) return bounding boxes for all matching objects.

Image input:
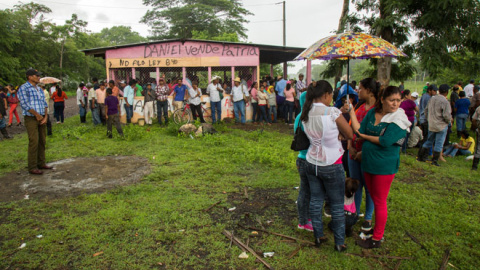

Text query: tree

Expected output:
[0,3,105,87]
[97,26,147,46]
[141,0,251,40]
[351,0,480,85]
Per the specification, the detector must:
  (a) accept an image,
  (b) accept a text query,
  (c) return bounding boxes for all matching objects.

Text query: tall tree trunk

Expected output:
[376,0,393,88]
[333,0,350,87]
[60,39,65,83]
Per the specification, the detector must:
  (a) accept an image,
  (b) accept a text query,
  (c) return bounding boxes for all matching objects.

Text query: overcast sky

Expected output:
[1,0,345,73]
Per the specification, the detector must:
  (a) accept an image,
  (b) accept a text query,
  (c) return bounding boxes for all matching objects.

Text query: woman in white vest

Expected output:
[301,80,353,252]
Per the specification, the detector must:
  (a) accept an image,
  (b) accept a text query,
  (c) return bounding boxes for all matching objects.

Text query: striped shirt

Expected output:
[18,81,48,116]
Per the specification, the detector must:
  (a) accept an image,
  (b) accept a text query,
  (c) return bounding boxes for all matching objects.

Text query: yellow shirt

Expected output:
[43,89,51,112]
[460,136,475,153]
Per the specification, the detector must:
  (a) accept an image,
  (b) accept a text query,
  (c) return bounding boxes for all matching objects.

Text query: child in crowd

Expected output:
[266,85,277,123]
[0,86,12,140]
[444,130,475,157]
[256,84,270,125]
[104,88,124,138]
[328,178,359,237]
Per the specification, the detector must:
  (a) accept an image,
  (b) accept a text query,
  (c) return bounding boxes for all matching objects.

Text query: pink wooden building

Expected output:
[83,39,310,88]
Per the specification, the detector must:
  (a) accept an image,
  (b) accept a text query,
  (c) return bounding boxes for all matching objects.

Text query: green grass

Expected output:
[0,115,479,269]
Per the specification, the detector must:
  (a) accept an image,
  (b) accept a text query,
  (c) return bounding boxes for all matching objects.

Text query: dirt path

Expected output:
[5,98,78,136]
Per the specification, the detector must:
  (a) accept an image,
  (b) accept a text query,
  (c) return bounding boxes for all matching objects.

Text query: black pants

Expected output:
[420,122,429,146]
[156,100,169,125]
[107,113,123,137]
[190,104,205,123]
[46,114,52,135]
[54,102,65,123]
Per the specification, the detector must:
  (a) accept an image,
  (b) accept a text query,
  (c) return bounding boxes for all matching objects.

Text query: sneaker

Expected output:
[359,229,385,242]
[359,229,373,240]
[298,223,314,232]
[303,222,314,232]
[358,213,365,218]
[361,220,372,231]
[356,238,381,249]
[324,208,332,218]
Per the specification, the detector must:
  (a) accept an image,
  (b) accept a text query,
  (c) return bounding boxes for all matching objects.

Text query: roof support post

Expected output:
[270,64,274,77]
[131,68,136,79]
[208,67,212,84]
[306,60,312,84]
[283,62,287,79]
[231,66,235,87]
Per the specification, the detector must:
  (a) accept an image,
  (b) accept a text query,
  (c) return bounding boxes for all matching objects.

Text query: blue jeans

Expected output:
[210,101,222,124]
[269,105,277,123]
[306,162,345,245]
[296,158,310,225]
[0,117,6,129]
[444,146,471,157]
[233,100,246,123]
[285,101,295,124]
[456,113,468,132]
[124,104,133,123]
[79,104,86,117]
[257,105,269,123]
[91,104,101,126]
[422,126,448,152]
[251,102,258,123]
[156,100,168,124]
[348,154,374,221]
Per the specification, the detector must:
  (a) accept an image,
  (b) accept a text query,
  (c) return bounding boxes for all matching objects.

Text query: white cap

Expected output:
[411,92,419,97]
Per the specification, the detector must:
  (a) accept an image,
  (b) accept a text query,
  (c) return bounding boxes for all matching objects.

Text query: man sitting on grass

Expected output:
[105,88,124,139]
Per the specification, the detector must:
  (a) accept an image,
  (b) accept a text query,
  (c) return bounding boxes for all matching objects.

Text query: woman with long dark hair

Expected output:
[51,85,68,123]
[347,78,380,234]
[349,86,410,249]
[284,81,296,124]
[301,80,353,252]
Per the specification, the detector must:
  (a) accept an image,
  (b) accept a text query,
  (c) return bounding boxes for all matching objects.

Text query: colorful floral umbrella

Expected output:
[295,32,406,104]
[295,32,407,61]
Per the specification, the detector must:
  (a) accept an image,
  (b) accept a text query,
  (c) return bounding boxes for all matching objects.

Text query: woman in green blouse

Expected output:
[349,86,411,249]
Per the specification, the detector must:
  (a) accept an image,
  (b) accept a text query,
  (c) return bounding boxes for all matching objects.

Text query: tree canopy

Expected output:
[348,0,480,84]
[0,3,153,88]
[141,0,251,41]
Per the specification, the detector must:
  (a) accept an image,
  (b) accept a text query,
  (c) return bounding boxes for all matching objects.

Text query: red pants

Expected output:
[364,172,395,240]
[9,103,20,124]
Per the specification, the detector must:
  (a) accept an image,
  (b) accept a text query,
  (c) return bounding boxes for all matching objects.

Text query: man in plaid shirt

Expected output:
[18,68,52,175]
[155,78,170,125]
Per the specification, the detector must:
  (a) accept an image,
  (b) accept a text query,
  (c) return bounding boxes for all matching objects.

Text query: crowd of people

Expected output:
[292,77,480,252]
[2,68,480,254]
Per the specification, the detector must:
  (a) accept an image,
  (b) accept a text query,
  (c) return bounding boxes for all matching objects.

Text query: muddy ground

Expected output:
[0,156,150,202]
[5,98,78,136]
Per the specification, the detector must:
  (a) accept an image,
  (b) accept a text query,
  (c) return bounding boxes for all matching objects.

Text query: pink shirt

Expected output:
[284,88,295,102]
[344,195,356,213]
[250,88,258,103]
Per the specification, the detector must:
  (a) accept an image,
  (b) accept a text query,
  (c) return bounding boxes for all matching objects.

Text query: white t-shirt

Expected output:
[188,87,202,106]
[50,86,56,95]
[206,83,224,102]
[302,103,344,166]
[464,83,474,98]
